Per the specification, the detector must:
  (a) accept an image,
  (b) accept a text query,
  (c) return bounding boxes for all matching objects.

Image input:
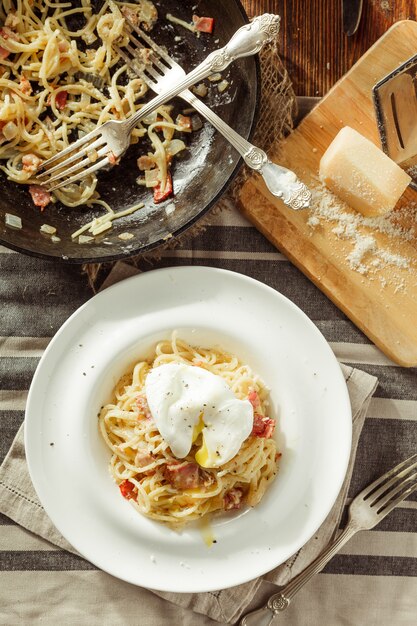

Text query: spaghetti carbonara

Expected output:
[0,1,194,225]
[99,335,280,528]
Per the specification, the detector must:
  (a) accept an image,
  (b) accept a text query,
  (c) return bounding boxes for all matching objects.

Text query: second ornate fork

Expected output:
[115,20,311,210]
[241,452,417,625]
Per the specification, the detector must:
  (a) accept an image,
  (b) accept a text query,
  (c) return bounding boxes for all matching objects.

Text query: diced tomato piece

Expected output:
[223,487,244,511]
[192,15,215,33]
[153,172,173,203]
[119,479,136,500]
[164,462,201,490]
[251,414,275,439]
[55,90,68,110]
[29,185,52,211]
[0,47,10,60]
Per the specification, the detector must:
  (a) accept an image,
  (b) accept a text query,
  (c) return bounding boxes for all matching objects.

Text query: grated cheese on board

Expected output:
[307,177,416,287]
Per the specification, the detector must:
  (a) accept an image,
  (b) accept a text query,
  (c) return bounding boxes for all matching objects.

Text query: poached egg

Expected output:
[145,362,254,468]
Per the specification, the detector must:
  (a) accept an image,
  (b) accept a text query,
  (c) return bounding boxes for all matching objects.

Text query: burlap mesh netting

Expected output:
[244,40,296,159]
[84,40,297,287]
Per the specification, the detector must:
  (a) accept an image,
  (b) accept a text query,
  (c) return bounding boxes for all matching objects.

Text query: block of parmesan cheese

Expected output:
[319,126,411,217]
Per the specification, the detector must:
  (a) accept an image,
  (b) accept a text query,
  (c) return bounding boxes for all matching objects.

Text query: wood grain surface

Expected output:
[237,21,417,366]
[243,0,417,95]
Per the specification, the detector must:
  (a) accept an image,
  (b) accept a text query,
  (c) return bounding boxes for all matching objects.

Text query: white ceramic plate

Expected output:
[25,266,351,593]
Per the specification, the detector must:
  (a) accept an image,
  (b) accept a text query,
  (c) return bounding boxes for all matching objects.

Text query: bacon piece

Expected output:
[110,106,122,120]
[119,479,136,500]
[22,153,42,173]
[137,1,158,31]
[29,185,52,210]
[55,90,68,110]
[200,469,215,488]
[248,390,261,410]
[121,6,139,24]
[153,171,173,203]
[192,16,215,33]
[58,41,69,53]
[5,11,20,30]
[175,114,192,132]
[0,26,18,60]
[0,27,19,41]
[137,155,155,171]
[138,48,152,66]
[135,451,154,468]
[136,395,152,419]
[251,414,275,439]
[223,487,244,511]
[19,75,32,95]
[107,150,120,165]
[164,462,201,490]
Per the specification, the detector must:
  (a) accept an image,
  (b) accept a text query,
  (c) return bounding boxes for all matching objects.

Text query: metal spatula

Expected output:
[373,53,417,191]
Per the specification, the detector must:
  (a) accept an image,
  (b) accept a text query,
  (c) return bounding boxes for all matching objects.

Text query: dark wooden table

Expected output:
[243,0,417,96]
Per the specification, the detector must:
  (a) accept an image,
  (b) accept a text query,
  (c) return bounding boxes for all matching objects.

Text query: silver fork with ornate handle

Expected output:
[115,20,311,210]
[241,453,417,625]
[36,14,280,191]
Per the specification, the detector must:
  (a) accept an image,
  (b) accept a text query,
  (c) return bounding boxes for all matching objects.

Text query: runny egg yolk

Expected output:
[193,413,223,468]
[144,362,254,468]
[192,413,205,443]
[194,434,212,468]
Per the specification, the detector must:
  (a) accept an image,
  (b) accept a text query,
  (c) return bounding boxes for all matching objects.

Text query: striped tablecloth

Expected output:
[1,201,416,625]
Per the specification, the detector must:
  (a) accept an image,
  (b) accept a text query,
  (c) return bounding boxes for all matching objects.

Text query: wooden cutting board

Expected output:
[238,20,417,367]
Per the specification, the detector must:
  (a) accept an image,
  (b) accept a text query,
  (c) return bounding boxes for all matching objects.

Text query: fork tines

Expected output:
[36,133,110,191]
[115,20,174,87]
[123,17,174,65]
[363,453,417,514]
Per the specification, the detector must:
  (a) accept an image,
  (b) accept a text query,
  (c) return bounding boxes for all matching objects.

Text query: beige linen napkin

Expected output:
[0,262,378,624]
